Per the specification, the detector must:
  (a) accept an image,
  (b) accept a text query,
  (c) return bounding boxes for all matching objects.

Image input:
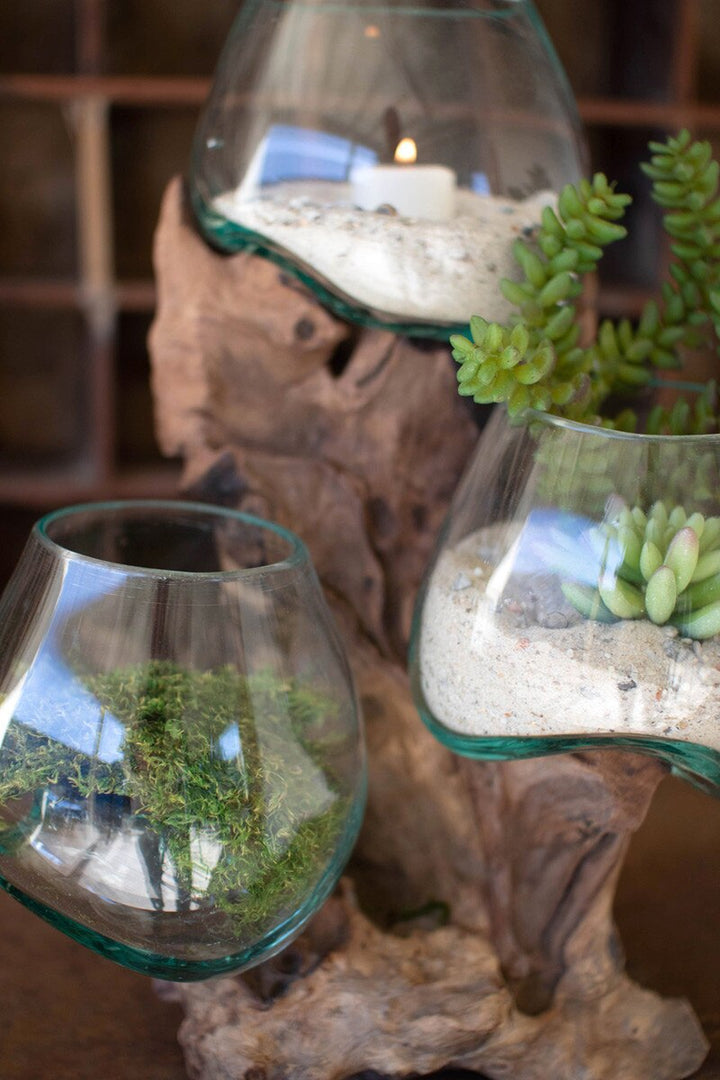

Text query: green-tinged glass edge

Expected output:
[408,628,720,796]
[408,507,720,803]
[189,188,468,341]
[243,2,527,19]
[0,786,366,982]
[35,498,311,581]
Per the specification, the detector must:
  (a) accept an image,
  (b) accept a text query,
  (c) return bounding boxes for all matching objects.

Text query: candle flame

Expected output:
[394,138,418,165]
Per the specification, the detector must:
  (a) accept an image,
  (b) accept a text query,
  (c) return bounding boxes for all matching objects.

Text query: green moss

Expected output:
[0,661,354,940]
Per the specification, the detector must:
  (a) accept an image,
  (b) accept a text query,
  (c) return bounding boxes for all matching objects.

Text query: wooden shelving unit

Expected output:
[0,0,718,513]
[0,0,236,512]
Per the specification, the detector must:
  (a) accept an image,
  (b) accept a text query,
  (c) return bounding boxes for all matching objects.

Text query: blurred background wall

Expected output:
[0,0,719,574]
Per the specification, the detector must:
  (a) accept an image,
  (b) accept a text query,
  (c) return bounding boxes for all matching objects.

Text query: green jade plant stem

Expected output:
[450,130,720,640]
[0,661,350,940]
[452,130,720,433]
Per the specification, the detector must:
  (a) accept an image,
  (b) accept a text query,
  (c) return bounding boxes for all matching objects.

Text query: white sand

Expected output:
[213,183,555,325]
[419,528,720,752]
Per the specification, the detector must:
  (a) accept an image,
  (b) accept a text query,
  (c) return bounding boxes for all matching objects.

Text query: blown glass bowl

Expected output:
[410,407,720,794]
[189,0,586,336]
[0,501,366,980]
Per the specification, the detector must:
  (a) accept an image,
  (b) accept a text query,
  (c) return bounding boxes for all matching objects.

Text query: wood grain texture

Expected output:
[147,177,709,1080]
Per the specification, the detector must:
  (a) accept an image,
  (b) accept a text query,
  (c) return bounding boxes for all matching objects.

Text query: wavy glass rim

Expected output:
[408,640,720,795]
[523,406,720,446]
[253,2,529,18]
[0,782,367,981]
[189,190,468,340]
[35,499,309,581]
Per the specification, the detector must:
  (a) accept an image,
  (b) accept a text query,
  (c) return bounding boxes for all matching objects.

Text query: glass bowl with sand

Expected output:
[0,501,366,980]
[410,407,720,793]
[189,0,586,338]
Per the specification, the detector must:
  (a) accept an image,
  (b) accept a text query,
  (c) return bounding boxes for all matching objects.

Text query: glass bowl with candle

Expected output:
[189,0,587,339]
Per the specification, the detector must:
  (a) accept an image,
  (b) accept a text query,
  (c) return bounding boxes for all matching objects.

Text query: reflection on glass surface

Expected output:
[190,0,586,336]
[410,409,720,795]
[0,501,366,980]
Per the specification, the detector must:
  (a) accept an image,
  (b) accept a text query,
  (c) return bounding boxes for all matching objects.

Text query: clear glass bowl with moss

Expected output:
[410,407,720,795]
[0,500,366,980]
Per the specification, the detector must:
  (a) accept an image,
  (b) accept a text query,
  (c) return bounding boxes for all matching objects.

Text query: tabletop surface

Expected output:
[0,775,718,1080]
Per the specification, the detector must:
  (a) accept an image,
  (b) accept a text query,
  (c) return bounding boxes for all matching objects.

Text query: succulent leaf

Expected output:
[598,573,645,619]
[645,566,677,625]
[699,515,720,551]
[640,540,663,581]
[560,503,720,639]
[560,581,617,622]
[664,526,700,591]
[673,600,720,640]
[683,571,720,611]
[690,548,720,583]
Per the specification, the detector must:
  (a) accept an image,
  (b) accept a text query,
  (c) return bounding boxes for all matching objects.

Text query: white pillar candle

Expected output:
[351,138,457,222]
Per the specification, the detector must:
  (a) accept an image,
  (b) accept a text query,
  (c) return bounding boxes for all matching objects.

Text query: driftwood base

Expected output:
[148,178,709,1080]
[158,880,704,1080]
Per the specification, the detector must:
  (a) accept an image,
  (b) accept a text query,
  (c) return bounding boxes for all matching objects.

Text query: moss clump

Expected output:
[0,661,354,938]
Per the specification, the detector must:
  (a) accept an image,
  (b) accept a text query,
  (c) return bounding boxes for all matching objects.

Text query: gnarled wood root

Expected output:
[148,178,709,1080]
[159,881,704,1080]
